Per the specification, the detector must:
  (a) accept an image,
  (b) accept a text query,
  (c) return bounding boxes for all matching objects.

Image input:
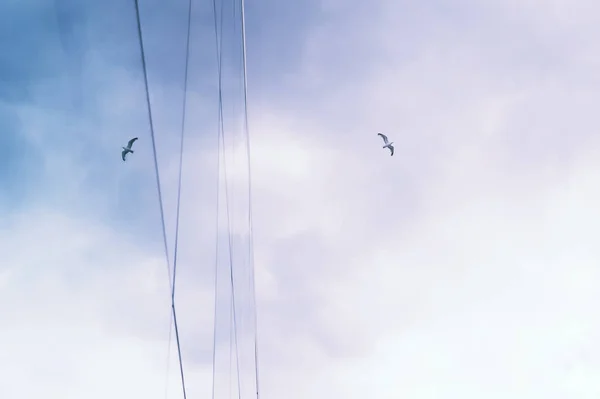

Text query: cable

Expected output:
[209,104,221,399]
[132,1,188,398]
[210,1,225,399]
[222,125,243,399]
[221,26,243,399]
[223,141,242,399]
[238,0,261,397]
[132,0,170,277]
[217,7,235,398]
[212,1,243,398]
[166,0,194,396]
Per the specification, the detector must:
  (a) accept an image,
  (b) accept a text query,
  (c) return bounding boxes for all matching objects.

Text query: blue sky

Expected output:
[2,0,600,398]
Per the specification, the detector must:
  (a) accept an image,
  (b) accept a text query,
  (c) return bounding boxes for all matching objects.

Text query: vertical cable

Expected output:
[238,0,260,397]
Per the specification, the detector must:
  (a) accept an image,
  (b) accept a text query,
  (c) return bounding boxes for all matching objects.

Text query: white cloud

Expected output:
[3,0,600,398]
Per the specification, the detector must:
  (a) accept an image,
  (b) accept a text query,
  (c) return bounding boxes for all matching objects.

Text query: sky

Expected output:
[1,0,600,398]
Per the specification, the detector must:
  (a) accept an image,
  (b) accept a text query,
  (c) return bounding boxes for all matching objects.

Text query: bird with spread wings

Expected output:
[122,137,138,161]
[377,133,394,156]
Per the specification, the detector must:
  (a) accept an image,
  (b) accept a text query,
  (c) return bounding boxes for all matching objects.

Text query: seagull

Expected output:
[377,133,394,156]
[122,137,138,161]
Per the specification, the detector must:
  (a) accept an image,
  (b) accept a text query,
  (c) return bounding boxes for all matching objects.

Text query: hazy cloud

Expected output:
[1,0,599,398]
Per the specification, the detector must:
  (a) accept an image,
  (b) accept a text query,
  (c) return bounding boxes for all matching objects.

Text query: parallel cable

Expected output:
[131,1,188,398]
[238,0,261,397]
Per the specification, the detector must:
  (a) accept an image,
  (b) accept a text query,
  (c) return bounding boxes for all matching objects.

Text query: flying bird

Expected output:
[122,137,138,161]
[377,133,394,156]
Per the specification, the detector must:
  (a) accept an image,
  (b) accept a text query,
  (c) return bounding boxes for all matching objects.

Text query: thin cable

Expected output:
[132,0,171,281]
[220,45,243,399]
[167,0,194,396]
[228,299,234,399]
[210,121,221,399]
[215,1,243,396]
[132,1,188,398]
[165,0,194,391]
[223,108,243,399]
[172,0,193,289]
[238,0,261,397]
[211,1,225,399]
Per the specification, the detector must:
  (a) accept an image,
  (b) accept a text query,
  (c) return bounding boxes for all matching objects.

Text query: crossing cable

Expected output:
[238,0,261,397]
[131,1,188,398]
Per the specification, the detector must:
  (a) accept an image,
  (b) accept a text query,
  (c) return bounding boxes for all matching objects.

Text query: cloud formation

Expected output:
[1,0,600,398]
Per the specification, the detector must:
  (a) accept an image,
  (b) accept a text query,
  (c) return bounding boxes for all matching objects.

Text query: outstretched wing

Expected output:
[122,149,127,161]
[389,145,394,156]
[127,137,138,149]
[377,133,389,144]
